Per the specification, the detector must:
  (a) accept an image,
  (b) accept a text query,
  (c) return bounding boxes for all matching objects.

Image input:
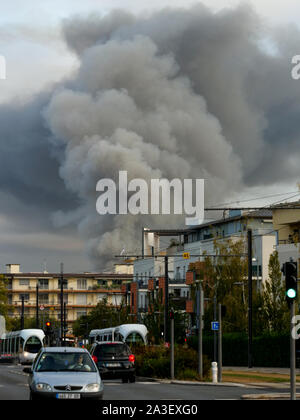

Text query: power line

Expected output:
[206,190,300,208]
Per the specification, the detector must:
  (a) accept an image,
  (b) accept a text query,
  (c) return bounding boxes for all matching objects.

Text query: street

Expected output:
[0,363,295,401]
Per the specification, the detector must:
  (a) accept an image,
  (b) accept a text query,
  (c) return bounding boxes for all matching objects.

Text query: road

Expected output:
[0,363,296,400]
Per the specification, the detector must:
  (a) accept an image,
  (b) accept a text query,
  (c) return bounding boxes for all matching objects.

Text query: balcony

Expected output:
[170,277,187,285]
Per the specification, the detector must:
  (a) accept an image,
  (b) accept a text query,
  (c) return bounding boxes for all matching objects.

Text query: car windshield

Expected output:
[24,336,42,354]
[36,352,96,372]
[94,344,130,358]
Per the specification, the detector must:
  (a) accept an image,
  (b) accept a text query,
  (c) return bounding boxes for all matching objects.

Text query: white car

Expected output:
[23,347,104,400]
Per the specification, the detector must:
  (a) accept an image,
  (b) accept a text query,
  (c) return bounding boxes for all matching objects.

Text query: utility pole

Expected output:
[218,303,222,382]
[170,309,174,379]
[196,281,203,378]
[20,295,24,330]
[247,229,253,368]
[36,282,39,329]
[164,256,169,344]
[64,302,67,346]
[213,295,217,362]
[290,299,296,400]
[60,263,64,346]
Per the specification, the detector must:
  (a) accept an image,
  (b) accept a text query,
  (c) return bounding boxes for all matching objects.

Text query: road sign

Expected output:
[183,252,190,259]
[211,322,219,331]
[40,305,44,311]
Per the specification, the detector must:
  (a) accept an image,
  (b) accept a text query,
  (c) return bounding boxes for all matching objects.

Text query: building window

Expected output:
[77,279,87,290]
[97,279,107,287]
[39,294,49,304]
[76,294,87,305]
[58,294,68,304]
[77,311,87,319]
[58,279,68,289]
[19,279,29,286]
[39,279,49,290]
[252,265,262,277]
[19,294,29,301]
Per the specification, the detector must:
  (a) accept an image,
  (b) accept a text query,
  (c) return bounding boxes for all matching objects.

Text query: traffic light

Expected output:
[169,309,174,320]
[283,261,298,306]
[45,321,52,336]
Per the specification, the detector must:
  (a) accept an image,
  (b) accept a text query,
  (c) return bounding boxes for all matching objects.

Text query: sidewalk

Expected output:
[139,366,300,399]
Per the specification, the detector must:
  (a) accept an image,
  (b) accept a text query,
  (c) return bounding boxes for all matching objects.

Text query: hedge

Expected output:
[187,333,293,367]
[133,344,211,379]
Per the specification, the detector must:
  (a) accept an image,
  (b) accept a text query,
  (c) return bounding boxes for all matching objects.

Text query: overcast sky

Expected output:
[1,0,300,273]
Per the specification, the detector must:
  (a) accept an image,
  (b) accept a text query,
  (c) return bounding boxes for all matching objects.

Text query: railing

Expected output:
[170,278,187,284]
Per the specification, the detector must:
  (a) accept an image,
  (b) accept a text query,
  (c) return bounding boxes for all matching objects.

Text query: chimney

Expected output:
[6,264,20,274]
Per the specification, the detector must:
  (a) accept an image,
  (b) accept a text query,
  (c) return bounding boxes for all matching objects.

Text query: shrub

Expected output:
[133,344,210,380]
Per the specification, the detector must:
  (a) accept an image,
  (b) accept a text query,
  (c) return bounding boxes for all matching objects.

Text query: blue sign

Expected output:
[211,322,219,331]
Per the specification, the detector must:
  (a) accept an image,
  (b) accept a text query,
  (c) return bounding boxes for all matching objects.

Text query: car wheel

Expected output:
[29,391,38,400]
[122,376,129,383]
[129,375,136,383]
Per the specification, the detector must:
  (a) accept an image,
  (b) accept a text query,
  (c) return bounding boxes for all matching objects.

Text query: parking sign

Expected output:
[211,322,219,331]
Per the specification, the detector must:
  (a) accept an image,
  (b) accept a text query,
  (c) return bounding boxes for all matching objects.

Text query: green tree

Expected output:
[201,238,249,333]
[143,288,164,344]
[261,251,289,334]
[0,275,9,318]
[72,297,132,337]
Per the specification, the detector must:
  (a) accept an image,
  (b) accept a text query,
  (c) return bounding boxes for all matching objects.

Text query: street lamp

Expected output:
[195,279,203,378]
[19,295,29,329]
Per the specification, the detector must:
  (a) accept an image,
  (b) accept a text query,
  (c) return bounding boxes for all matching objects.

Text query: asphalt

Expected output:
[139,366,300,400]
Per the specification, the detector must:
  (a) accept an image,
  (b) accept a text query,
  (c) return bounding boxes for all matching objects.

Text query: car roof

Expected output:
[41,347,89,353]
[94,341,126,345]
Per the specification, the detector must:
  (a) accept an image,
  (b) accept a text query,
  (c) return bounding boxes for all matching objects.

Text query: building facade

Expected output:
[272,203,300,269]
[131,209,276,317]
[4,264,133,334]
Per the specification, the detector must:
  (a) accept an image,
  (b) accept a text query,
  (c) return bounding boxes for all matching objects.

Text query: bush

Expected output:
[133,344,210,380]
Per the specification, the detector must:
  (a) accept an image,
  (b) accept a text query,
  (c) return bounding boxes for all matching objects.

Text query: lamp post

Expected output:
[247,229,253,369]
[195,280,203,378]
[36,281,39,328]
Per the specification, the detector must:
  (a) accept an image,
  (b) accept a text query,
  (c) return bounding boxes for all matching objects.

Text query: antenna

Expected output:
[43,258,47,273]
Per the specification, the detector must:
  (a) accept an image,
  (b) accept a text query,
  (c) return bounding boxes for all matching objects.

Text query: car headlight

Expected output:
[35,383,52,392]
[85,383,100,392]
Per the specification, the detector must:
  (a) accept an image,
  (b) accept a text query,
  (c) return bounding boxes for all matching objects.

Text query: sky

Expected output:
[1,0,300,273]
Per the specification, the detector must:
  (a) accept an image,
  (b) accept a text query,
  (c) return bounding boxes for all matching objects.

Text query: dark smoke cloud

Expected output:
[1,3,300,268]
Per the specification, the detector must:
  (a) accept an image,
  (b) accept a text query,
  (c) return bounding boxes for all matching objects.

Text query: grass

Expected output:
[222,370,300,384]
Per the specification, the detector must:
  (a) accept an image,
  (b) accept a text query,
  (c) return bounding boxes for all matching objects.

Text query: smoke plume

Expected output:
[2,3,300,268]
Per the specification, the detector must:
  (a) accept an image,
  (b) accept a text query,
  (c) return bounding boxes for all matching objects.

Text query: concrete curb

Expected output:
[137,377,254,388]
[241,393,300,400]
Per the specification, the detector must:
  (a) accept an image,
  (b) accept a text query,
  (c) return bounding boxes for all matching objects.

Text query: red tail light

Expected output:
[92,355,98,363]
[129,354,135,363]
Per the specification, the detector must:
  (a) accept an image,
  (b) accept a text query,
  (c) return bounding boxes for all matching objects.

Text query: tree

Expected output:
[261,251,289,334]
[200,238,248,333]
[143,288,164,344]
[72,297,132,337]
[0,275,10,320]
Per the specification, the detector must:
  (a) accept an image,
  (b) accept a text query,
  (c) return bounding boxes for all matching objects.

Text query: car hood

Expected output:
[33,372,100,387]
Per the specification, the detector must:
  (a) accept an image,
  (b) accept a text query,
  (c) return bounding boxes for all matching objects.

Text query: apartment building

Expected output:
[4,264,133,334]
[272,202,300,269]
[131,209,276,317]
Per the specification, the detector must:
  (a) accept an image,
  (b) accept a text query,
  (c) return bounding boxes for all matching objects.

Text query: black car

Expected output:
[90,341,136,383]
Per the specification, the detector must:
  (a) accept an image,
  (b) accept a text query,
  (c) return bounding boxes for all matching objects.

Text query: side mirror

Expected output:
[23,367,32,374]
